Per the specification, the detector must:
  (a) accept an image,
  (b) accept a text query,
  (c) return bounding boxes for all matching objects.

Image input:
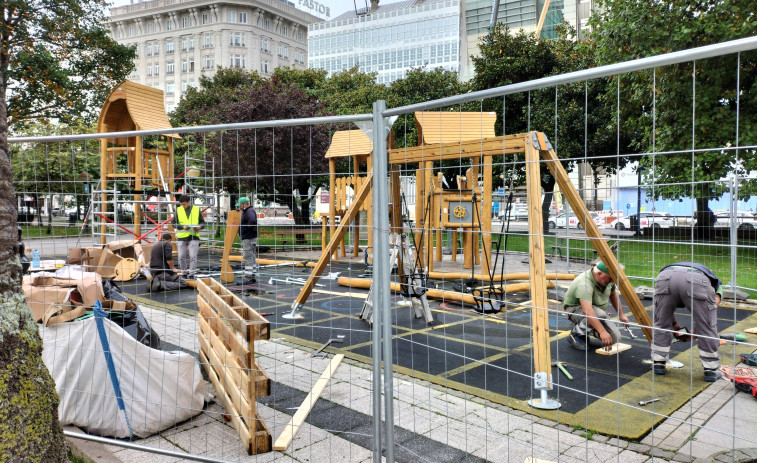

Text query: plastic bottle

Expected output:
[32,249,40,269]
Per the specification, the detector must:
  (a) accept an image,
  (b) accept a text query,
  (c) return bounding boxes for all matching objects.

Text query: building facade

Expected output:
[308,0,464,85]
[106,0,321,111]
[461,0,596,80]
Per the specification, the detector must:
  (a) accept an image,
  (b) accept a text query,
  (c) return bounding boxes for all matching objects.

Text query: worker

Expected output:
[172,194,204,279]
[236,196,258,285]
[563,261,631,350]
[148,233,187,291]
[652,262,724,381]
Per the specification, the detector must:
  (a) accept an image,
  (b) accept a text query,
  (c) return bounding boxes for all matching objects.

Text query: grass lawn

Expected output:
[21,224,82,238]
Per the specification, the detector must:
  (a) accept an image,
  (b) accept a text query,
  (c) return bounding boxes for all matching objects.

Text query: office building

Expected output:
[105,0,321,111]
[462,0,596,80]
[308,0,464,85]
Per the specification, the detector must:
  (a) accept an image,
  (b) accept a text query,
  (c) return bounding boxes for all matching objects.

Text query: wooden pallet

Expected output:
[196,277,271,454]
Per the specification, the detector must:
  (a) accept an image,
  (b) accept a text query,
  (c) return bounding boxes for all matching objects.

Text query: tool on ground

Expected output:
[624,325,638,339]
[639,398,660,406]
[258,312,273,316]
[552,361,573,380]
[268,276,324,288]
[312,337,345,357]
[673,326,692,342]
[741,353,757,367]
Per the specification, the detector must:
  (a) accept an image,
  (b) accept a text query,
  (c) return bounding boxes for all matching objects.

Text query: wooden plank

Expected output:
[482,155,493,277]
[388,136,527,165]
[197,278,250,341]
[273,354,344,451]
[324,130,372,159]
[525,132,552,379]
[198,296,251,369]
[293,174,373,307]
[537,132,654,341]
[415,112,497,144]
[199,348,272,454]
[329,159,337,260]
[534,0,552,37]
[221,210,241,283]
[595,343,632,356]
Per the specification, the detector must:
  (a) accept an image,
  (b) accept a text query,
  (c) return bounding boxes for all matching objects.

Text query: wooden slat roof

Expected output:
[97,80,179,139]
[415,112,497,145]
[324,130,372,159]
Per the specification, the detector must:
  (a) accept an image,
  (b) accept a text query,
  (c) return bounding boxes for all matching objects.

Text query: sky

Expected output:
[108,0,407,20]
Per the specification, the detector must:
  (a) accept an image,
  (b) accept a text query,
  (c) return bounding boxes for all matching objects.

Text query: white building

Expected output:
[308,0,464,85]
[105,0,322,111]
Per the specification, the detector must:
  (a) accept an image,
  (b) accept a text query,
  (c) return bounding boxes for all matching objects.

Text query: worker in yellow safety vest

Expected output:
[172,194,205,278]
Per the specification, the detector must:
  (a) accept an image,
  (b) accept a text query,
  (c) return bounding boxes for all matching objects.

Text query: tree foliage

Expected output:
[589,0,757,214]
[174,72,331,226]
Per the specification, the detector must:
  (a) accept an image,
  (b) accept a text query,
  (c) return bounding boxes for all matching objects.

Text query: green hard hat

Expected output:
[235,197,250,207]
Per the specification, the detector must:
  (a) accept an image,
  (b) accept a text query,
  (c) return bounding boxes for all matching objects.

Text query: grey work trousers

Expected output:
[242,238,258,276]
[566,304,621,344]
[177,239,200,276]
[155,272,186,291]
[652,268,720,369]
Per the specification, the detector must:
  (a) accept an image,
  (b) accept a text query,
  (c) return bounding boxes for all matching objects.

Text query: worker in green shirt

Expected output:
[563,261,631,350]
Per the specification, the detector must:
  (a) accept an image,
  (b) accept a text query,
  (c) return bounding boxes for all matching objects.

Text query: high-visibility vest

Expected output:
[176,205,200,239]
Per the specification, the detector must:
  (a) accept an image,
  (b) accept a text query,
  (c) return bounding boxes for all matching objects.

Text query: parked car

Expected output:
[548,211,601,229]
[610,212,674,230]
[713,211,757,229]
[498,204,529,221]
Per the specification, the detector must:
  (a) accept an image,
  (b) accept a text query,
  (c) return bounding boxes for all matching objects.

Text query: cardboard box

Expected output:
[69,240,149,279]
[23,276,76,322]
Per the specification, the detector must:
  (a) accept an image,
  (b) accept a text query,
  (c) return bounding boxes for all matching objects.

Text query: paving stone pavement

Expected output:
[65,302,757,462]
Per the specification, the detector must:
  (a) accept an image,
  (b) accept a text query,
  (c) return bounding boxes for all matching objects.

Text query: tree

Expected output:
[1,2,135,460]
[176,73,331,233]
[589,0,757,236]
[471,24,624,229]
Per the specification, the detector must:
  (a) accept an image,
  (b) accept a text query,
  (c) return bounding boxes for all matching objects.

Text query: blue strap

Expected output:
[94,301,135,438]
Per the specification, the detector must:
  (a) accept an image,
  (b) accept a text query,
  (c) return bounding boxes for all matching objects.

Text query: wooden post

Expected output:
[366,154,373,251]
[99,137,108,244]
[525,132,552,382]
[134,137,143,237]
[220,210,241,283]
[353,160,361,257]
[435,173,443,263]
[471,163,481,265]
[329,159,337,261]
[414,168,424,265]
[537,132,653,341]
[424,161,434,272]
[482,155,493,277]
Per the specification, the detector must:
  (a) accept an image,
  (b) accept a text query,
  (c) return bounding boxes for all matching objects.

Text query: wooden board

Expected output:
[113,258,140,281]
[595,343,632,356]
[273,354,344,451]
[744,327,757,334]
[221,210,241,283]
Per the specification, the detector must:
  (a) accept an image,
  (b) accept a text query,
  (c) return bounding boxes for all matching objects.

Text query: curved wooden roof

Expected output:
[97,80,179,139]
[415,111,496,145]
[324,130,372,159]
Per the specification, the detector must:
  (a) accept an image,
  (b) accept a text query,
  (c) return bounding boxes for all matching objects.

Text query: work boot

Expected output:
[704,368,723,382]
[148,277,161,292]
[568,333,589,351]
[653,360,666,375]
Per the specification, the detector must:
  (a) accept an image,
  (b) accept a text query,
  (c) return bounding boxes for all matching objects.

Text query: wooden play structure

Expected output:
[96,80,178,245]
[196,277,272,454]
[282,111,653,408]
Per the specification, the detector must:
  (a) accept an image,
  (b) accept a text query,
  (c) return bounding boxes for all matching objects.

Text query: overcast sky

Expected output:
[108,0,407,21]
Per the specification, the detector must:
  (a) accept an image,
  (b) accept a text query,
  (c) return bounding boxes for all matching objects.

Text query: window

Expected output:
[181,16,189,28]
[298,30,304,41]
[153,43,159,55]
[188,58,194,72]
[147,65,153,76]
[165,41,174,54]
[188,37,194,50]
[238,12,247,24]
[181,81,188,93]
[166,19,173,31]
[181,37,187,51]
[281,25,288,36]
[147,23,153,34]
[261,37,270,53]
[201,13,209,25]
[230,32,245,47]
[230,54,245,68]
[261,60,270,74]
[181,59,187,72]
[278,44,288,59]
[203,33,213,48]
[204,55,213,69]
[154,63,159,76]
[146,43,153,56]
[166,82,175,95]
[263,18,271,30]
[228,10,236,23]
[128,25,135,37]
[166,61,175,74]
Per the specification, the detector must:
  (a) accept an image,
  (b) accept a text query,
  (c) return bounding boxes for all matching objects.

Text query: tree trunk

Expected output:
[0,75,68,462]
[695,197,715,241]
[46,194,53,235]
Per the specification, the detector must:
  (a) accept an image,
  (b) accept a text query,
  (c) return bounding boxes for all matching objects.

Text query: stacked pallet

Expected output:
[196,277,271,454]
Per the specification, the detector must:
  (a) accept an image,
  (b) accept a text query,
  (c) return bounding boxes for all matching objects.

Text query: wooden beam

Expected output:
[273,354,344,451]
[388,136,527,165]
[221,210,241,283]
[536,132,653,341]
[535,0,552,37]
[526,132,552,380]
[293,174,373,307]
